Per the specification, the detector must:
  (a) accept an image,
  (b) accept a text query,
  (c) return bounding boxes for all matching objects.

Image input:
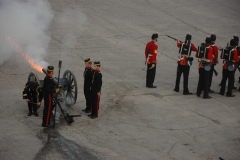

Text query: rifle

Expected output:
[218,47,223,51]
[219,43,229,51]
[213,69,218,76]
[165,35,183,42]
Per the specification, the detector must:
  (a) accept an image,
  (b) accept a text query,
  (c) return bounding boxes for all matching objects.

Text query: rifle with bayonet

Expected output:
[165,35,183,43]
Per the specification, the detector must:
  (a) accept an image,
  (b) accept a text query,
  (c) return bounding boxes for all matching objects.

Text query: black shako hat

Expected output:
[233,35,239,42]
[47,66,54,72]
[84,58,91,63]
[186,33,192,41]
[94,61,101,66]
[233,35,239,46]
[210,34,216,41]
[230,39,237,47]
[205,37,211,45]
[151,33,158,40]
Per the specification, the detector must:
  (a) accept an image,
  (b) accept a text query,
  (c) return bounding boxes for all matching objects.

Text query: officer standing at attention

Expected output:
[173,33,198,95]
[196,37,214,99]
[89,61,102,119]
[145,33,158,88]
[42,66,59,127]
[23,81,43,116]
[208,33,219,93]
[219,39,239,97]
[82,58,94,113]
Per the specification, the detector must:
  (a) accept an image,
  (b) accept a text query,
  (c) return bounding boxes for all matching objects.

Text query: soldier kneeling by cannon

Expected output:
[23,81,43,116]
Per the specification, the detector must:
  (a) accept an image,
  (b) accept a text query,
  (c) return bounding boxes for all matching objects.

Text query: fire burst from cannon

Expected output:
[5,36,43,73]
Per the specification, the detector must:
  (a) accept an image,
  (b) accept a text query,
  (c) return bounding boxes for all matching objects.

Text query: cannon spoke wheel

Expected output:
[62,70,78,106]
[28,72,40,85]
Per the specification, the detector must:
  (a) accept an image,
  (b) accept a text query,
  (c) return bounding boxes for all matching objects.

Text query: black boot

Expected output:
[28,112,32,116]
[208,89,214,93]
[34,112,39,117]
[173,88,179,92]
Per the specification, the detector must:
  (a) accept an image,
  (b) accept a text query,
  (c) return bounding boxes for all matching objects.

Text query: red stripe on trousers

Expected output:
[46,94,52,125]
[96,96,100,116]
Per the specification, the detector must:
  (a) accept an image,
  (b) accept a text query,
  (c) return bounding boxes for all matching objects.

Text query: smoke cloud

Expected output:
[0,0,54,68]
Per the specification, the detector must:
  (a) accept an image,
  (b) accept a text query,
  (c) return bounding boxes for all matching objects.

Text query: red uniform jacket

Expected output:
[210,42,218,65]
[222,49,238,70]
[237,47,240,61]
[145,41,158,63]
[195,46,214,68]
[177,41,198,66]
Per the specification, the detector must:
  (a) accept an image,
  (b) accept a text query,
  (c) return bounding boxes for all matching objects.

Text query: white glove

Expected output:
[149,64,155,69]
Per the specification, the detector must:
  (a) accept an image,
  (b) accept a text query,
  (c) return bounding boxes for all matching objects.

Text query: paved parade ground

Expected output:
[0,0,240,159]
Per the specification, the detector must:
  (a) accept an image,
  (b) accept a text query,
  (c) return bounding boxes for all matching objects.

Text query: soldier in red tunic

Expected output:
[173,33,198,95]
[196,37,214,99]
[145,33,158,88]
[219,39,239,97]
[208,33,219,93]
[232,35,240,88]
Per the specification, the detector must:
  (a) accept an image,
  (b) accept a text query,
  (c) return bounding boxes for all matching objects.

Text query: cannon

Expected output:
[27,61,80,126]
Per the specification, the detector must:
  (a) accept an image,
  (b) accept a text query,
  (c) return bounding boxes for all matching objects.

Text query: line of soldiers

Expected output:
[82,59,102,119]
[145,32,240,99]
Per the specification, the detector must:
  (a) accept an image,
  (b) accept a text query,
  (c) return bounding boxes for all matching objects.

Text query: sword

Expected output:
[28,101,41,108]
[28,102,38,105]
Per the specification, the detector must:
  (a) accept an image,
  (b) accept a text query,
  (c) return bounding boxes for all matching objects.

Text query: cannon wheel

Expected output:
[28,72,40,85]
[62,70,78,106]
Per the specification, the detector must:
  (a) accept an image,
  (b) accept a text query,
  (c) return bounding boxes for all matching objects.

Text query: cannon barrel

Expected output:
[42,68,48,76]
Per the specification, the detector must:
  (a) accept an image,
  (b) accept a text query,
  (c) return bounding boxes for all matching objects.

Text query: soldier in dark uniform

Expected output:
[209,34,218,93]
[145,33,158,88]
[88,61,102,119]
[82,58,93,113]
[219,39,239,97]
[196,37,214,99]
[23,81,43,116]
[42,66,59,127]
[173,33,198,95]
